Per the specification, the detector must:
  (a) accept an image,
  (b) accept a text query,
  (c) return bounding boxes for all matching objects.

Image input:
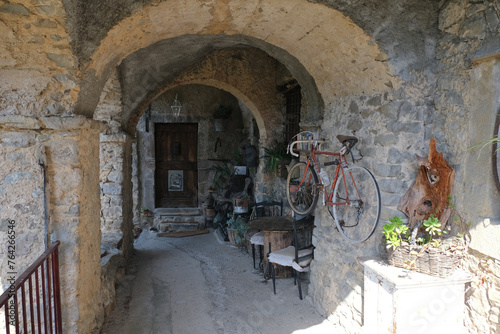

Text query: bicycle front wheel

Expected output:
[330,165,381,243]
[287,161,319,216]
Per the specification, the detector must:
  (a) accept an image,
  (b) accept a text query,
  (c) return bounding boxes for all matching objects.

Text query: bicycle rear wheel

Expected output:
[287,161,319,215]
[330,165,381,243]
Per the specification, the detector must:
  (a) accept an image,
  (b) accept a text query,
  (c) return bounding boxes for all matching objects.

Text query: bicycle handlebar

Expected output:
[287,140,326,157]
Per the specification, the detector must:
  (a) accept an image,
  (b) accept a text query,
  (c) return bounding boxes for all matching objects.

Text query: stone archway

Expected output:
[75,0,393,127]
[126,47,285,141]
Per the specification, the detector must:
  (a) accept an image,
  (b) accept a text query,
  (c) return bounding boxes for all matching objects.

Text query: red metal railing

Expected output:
[0,241,62,334]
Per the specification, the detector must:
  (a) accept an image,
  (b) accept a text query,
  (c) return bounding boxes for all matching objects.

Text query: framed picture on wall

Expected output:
[168,170,183,191]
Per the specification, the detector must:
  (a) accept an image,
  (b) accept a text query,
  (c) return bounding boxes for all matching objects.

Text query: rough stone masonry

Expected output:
[0,0,500,333]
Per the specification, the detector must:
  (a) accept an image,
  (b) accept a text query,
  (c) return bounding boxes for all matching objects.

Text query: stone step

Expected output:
[158,220,204,233]
[155,207,202,216]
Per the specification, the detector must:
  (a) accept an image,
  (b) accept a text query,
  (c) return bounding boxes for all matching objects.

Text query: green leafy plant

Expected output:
[423,214,447,243]
[226,215,249,245]
[139,207,153,216]
[382,216,410,250]
[384,214,450,250]
[262,141,289,175]
[469,136,500,158]
[205,162,232,193]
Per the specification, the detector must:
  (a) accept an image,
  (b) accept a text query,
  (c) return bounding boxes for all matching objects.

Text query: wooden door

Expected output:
[155,123,198,208]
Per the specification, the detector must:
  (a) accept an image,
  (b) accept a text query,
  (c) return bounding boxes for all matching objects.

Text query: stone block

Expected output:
[0,116,41,129]
[0,132,36,147]
[387,121,422,134]
[347,118,362,132]
[366,95,382,107]
[33,19,58,28]
[374,134,397,146]
[1,171,35,184]
[40,116,100,131]
[348,100,359,114]
[47,53,74,67]
[47,140,79,165]
[0,3,32,15]
[387,148,414,164]
[382,193,402,207]
[373,163,402,178]
[378,102,399,118]
[460,14,487,40]
[102,183,122,195]
[107,171,123,183]
[377,178,406,193]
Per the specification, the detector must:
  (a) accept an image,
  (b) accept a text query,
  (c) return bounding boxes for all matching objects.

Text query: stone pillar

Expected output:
[99,133,135,260]
[40,117,103,333]
[0,116,106,333]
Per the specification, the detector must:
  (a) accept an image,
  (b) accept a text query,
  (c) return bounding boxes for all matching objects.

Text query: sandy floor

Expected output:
[100,229,337,334]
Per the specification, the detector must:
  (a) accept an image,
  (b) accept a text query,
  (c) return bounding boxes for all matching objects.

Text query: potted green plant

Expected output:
[226,215,249,247]
[213,105,232,131]
[233,194,250,213]
[205,162,232,194]
[262,141,290,177]
[383,214,468,277]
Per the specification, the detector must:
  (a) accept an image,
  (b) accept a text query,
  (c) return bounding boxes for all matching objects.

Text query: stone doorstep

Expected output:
[155,207,202,216]
[158,220,205,232]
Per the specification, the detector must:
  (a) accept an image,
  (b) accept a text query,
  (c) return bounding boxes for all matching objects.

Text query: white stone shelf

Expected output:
[361,257,471,334]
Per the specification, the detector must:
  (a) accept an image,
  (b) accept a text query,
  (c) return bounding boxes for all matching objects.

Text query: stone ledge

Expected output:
[99,132,130,143]
[0,115,42,129]
[40,115,105,131]
[471,36,500,63]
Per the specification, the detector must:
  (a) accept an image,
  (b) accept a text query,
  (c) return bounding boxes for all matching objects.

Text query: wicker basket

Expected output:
[387,237,468,278]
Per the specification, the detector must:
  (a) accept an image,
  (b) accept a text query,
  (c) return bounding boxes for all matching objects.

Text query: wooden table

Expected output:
[249,216,314,278]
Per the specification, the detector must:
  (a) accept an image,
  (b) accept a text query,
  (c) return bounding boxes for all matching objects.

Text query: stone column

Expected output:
[40,117,103,333]
[99,133,135,260]
[0,115,106,333]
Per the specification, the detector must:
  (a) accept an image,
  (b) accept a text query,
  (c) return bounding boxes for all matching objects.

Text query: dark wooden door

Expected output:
[155,123,198,208]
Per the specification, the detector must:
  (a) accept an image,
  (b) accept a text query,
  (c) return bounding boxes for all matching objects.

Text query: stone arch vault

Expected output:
[76,0,394,128]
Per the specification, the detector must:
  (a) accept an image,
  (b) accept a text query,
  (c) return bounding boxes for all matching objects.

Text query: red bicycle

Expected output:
[286,131,381,243]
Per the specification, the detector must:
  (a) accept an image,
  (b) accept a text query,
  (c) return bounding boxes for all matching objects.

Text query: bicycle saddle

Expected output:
[336,135,358,147]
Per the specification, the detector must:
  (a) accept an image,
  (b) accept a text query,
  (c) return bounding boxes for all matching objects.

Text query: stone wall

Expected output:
[308,85,431,331]
[0,117,103,333]
[2,1,500,333]
[435,1,500,333]
[308,1,500,333]
[136,84,254,214]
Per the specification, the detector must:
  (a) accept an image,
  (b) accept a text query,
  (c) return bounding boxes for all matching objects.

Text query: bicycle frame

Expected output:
[294,143,360,208]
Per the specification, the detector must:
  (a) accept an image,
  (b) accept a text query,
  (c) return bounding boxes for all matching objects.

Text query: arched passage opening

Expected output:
[80,1,396,332]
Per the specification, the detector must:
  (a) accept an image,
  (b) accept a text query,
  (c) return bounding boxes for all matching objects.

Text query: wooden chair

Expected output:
[248,200,283,270]
[267,216,314,300]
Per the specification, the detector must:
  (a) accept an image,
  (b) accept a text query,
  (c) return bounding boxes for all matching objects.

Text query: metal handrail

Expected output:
[0,241,62,334]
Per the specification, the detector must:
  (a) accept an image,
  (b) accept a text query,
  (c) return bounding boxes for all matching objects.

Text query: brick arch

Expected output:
[76,0,394,123]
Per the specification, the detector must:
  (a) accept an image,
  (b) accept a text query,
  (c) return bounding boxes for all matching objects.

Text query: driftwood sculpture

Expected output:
[397,138,455,228]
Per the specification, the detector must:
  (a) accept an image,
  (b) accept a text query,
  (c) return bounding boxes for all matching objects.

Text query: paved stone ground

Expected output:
[100,229,337,334]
